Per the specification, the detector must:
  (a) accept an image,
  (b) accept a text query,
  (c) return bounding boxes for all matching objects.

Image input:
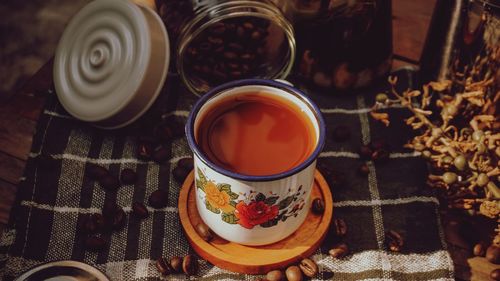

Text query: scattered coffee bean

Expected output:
[149,189,169,209]
[87,164,109,180]
[182,254,197,275]
[85,213,105,234]
[299,258,318,277]
[85,235,107,251]
[332,125,351,142]
[285,265,303,281]
[385,230,404,252]
[99,175,120,191]
[332,218,347,237]
[329,243,349,258]
[137,141,153,160]
[370,139,388,151]
[473,242,486,257]
[359,145,373,160]
[120,168,137,185]
[357,163,370,176]
[153,147,170,163]
[111,207,126,230]
[155,123,174,142]
[266,269,284,281]
[132,202,149,219]
[486,246,500,264]
[311,198,325,215]
[371,148,390,162]
[170,256,183,273]
[178,157,194,171]
[173,166,190,183]
[491,268,500,281]
[156,257,171,275]
[195,222,213,242]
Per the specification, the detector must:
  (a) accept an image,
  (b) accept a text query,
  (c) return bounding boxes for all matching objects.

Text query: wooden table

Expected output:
[1,1,494,280]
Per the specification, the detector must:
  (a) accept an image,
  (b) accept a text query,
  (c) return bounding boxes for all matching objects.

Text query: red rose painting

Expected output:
[235,201,279,229]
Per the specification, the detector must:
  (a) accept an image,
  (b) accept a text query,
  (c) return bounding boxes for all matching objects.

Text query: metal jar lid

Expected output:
[54,0,170,129]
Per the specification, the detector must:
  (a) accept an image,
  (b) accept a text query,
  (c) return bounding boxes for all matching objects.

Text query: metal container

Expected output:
[156,0,296,95]
[274,0,393,92]
[420,0,500,91]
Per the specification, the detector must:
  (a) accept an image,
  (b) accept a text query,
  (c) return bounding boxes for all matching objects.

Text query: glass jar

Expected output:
[156,0,296,95]
[274,0,392,92]
[420,0,499,94]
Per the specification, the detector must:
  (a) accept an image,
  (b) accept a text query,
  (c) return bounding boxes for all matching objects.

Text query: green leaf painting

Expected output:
[205,200,220,214]
[278,196,294,210]
[221,213,238,224]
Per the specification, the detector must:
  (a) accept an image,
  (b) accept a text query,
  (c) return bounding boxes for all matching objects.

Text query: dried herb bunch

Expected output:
[370,45,499,243]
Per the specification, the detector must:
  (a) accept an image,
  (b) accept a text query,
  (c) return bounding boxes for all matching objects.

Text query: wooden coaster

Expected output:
[178,169,333,274]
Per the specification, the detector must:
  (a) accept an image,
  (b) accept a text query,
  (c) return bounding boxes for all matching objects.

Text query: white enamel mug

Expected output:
[186,79,326,245]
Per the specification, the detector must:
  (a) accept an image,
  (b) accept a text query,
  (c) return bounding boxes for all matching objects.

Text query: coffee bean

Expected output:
[195,222,213,242]
[87,164,109,180]
[111,207,126,230]
[223,51,237,60]
[299,258,318,277]
[371,149,390,162]
[85,213,105,234]
[486,246,500,264]
[155,123,175,142]
[332,125,350,142]
[182,255,197,275]
[370,139,388,151]
[243,21,254,30]
[137,141,154,160]
[332,218,347,237]
[132,202,149,219]
[207,36,223,46]
[156,257,171,275]
[85,235,107,251]
[285,265,303,281]
[120,168,137,185]
[173,166,190,183]
[329,243,349,258]
[491,268,500,280]
[385,230,404,252]
[266,269,284,281]
[359,145,373,160]
[357,163,370,176]
[149,189,169,209]
[152,147,170,163]
[169,256,183,273]
[473,242,486,256]
[210,22,226,35]
[99,175,120,191]
[178,157,194,171]
[311,198,325,215]
[228,43,244,52]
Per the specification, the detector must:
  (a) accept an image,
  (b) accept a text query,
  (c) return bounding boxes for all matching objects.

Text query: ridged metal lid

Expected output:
[54,0,170,129]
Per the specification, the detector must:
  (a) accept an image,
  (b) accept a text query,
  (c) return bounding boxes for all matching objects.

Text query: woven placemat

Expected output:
[0,70,454,280]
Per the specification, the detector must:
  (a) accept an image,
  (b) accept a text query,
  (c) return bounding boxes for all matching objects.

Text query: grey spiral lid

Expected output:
[54,0,170,129]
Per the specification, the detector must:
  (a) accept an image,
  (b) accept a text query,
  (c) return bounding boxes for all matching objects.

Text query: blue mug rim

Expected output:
[185,79,326,182]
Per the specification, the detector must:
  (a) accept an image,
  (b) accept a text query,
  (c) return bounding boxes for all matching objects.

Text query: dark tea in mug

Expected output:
[195,91,317,176]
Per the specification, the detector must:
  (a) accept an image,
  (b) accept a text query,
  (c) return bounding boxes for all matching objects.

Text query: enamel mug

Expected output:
[186,79,325,245]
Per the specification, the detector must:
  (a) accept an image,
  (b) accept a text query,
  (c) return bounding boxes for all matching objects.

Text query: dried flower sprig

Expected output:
[369,48,499,242]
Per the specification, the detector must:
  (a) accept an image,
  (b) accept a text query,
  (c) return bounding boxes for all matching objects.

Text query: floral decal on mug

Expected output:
[196,168,306,229]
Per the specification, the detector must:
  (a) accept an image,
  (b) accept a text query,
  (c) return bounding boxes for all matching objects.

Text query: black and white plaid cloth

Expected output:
[0,70,455,280]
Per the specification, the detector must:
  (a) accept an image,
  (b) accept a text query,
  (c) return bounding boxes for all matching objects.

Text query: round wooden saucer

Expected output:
[178,169,333,274]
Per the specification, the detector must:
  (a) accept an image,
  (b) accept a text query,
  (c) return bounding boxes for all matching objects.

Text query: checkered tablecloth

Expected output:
[0,69,455,280]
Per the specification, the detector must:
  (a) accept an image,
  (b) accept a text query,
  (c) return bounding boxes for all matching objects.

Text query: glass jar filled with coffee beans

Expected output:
[156,0,296,94]
[274,0,392,92]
